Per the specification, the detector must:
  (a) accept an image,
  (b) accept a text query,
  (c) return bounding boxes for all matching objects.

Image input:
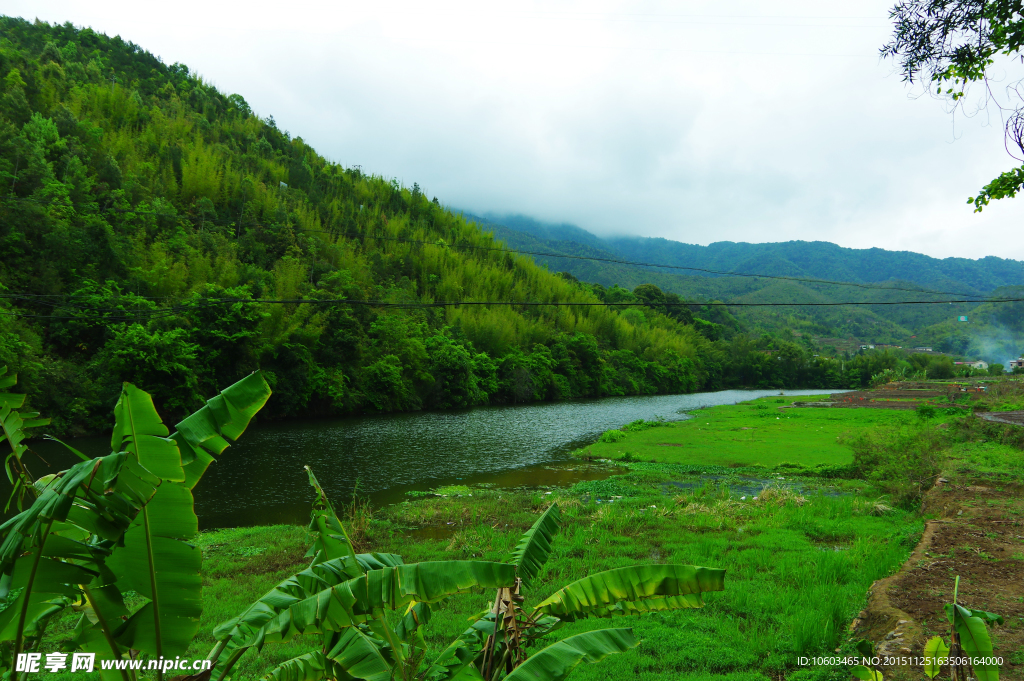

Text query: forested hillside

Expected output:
[485,213,1024,292]
[0,17,729,436]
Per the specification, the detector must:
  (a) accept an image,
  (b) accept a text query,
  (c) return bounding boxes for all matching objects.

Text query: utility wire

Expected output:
[0,295,1020,323]
[0,196,996,298]
[299,229,993,299]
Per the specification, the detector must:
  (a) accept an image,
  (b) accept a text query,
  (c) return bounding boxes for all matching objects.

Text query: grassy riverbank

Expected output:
[165,469,918,681]
[577,395,911,468]
[43,394,1017,681]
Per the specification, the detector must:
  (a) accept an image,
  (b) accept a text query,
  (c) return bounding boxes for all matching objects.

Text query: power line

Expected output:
[0,198,1007,299]
[312,230,991,299]
[0,295,1020,323]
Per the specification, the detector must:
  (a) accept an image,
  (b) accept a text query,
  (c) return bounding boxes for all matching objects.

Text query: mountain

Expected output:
[482,214,1024,292]
[606,238,1024,292]
[469,213,1024,360]
[0,17,740,434]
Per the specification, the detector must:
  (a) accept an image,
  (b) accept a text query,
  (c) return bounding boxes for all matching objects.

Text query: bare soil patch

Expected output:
[854,480,1024,679]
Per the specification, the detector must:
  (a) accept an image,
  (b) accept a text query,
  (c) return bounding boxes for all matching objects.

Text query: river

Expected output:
[26,388,833,528]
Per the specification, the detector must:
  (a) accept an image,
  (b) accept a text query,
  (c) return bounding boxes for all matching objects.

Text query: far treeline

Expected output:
[0,17,993,435]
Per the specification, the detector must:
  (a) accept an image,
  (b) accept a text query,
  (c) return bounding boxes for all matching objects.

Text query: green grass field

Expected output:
[944,439,1024,479]
[187,471,917,681]
[581,396,917,468]
[42,397,937,681]
[42,469,920,681]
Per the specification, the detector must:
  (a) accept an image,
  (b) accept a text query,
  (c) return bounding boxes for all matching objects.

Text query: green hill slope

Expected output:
[473,214,1020,355]
[0,17,721,434]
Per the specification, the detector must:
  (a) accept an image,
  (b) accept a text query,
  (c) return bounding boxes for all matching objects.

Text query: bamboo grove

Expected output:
[0,17,911,435]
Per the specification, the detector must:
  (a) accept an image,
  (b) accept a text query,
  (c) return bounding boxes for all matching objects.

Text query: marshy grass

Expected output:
[341,466,919,681]
[583,397,914,468]
[38,465,914,681]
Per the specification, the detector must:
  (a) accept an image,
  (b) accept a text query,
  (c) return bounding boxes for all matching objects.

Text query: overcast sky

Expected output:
[11,0,1024,260]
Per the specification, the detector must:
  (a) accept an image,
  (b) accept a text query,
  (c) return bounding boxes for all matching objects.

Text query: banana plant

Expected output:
[207,479,726,681]
[0,372,271,681]
[850,639,883,681]
[922,576,1002,681]
[0,367,52,512]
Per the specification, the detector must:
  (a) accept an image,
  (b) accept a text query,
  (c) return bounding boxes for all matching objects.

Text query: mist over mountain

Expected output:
[477,213,1024,293]
[468,212,1024,361]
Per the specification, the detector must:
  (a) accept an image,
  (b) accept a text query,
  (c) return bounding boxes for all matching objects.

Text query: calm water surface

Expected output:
[28,389,833,528]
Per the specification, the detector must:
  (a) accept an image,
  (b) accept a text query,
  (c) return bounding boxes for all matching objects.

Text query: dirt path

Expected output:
[853,480,1024,680]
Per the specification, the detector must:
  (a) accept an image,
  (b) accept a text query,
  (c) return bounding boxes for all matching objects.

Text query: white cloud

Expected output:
[12,0,1024,259]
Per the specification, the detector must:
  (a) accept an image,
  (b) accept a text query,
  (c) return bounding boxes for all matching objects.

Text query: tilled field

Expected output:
[856,480,1024,680]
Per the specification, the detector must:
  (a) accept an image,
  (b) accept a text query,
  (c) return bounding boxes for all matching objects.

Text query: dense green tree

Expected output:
[92,323,201,413]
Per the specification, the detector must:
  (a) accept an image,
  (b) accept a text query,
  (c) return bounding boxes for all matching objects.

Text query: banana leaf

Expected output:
[945,605,1004,626]
[261,650,331,681]
[851,665,883,681]
[323,627,394,681]
[213,553,405,640]
[425,613,494,681]
[0,375,270,677]
[0,453,137,567]
[1,403,48,477]
[533,564,725,621]
[0,367,24,408]
[304,466,360,570]
[503,628,638,681]
[73,585,133,681]
[209,553,404,679]
[923,635,949,679]
[508,503,560,588]
[262,627,395,681]
[427,606,559,681]
[394,601,431,646]
[172,372,271,489]
[0,453,157,678]
[111,383,183,482]
[106,482,202,659]
[1,400,50,511]
[944,603,1000,681]
[246,562,515,648]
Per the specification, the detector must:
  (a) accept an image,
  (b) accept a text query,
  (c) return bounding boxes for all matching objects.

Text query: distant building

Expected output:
[859,344,875,350]
[1010,358,1024,371]
[913,346,933,352]
[955,361,989,370]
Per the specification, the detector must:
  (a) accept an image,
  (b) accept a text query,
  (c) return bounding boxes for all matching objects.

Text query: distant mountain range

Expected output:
[466,212,1024,362]
[475,212,1024,292]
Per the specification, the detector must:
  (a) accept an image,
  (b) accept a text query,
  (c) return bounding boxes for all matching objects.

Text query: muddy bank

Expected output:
[979,411,1024,426]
